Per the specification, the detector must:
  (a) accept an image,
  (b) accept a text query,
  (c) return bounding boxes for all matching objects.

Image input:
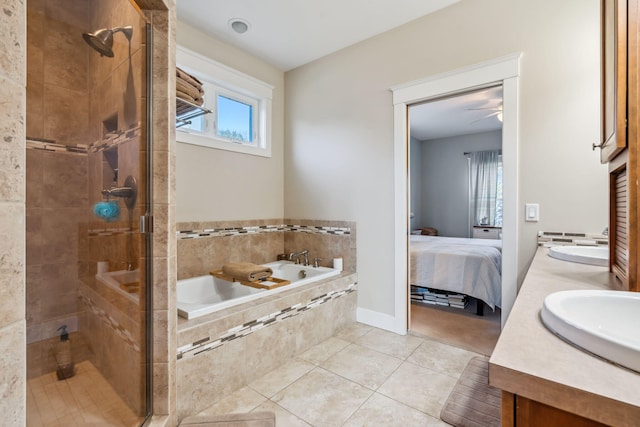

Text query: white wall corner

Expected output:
[356,307,407,335]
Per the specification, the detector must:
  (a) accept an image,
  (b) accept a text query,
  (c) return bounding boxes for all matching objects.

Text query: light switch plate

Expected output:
[525,203,539,222]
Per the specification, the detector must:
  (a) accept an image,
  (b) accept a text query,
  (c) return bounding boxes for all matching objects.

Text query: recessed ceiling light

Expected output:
[228,18,250,34]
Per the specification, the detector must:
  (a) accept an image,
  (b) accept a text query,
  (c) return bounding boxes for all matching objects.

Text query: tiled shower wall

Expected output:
[0,0,27,424]
[25,0,147,406]
[1,0,175,425]
[25,0,92,377]
[25,147,91,378]
[177,219,356,279]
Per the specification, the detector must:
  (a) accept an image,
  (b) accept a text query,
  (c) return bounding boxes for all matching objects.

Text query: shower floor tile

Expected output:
[26,360,143,427]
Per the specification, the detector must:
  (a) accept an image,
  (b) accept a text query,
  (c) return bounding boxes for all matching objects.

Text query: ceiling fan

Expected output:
[468,103,503,123]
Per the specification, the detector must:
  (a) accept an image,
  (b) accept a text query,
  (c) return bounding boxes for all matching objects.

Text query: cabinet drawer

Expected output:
[473,227,501,239]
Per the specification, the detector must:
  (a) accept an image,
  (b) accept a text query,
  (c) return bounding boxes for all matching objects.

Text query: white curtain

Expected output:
[469,150,501,230]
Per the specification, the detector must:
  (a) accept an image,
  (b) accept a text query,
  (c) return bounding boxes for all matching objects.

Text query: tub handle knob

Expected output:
[313,257,322,268]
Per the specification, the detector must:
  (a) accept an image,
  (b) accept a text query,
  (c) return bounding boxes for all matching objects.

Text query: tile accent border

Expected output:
[537,231,609,247]
[177,224,351,240]
[26,123,142,155]
[88,226,135,237]
[26,138,88,155]
[88,124,142,153]
[176,282,358,360]
[79,293,141,353]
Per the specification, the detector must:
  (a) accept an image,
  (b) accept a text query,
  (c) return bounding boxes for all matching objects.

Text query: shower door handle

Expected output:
[140,214,154,233]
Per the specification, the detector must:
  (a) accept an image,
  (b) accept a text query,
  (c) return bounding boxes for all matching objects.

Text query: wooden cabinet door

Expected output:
[514,395,609,427]
[600,0,627,163]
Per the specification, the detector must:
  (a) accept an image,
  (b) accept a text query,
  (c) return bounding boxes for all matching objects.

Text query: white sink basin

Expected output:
[541,290,640,373]
[548,245,609,267]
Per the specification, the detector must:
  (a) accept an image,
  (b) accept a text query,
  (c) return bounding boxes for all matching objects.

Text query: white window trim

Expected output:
[176,45,274,157]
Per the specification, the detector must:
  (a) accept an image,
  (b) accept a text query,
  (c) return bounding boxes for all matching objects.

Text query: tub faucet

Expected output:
[289,249,309,265]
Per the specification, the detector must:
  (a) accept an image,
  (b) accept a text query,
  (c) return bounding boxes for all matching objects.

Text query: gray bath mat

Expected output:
[440,356,501,427]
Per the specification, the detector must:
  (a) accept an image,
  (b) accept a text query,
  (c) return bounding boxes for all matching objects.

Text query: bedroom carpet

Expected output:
[440,356,502,427]
[409,301,501,356]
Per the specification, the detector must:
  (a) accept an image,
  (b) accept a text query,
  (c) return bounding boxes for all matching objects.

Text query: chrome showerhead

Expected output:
[82,26,133,57]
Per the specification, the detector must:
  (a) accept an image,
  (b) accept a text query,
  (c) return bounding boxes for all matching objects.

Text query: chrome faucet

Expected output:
[289,249,309,265]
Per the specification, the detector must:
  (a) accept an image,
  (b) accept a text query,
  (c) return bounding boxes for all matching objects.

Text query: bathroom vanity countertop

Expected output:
[489,247,640,426]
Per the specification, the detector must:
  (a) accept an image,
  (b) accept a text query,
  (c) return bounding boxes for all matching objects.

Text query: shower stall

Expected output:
[25,0,151,424]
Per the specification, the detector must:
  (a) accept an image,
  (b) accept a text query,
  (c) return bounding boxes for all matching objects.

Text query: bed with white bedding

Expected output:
[409,235,502,310]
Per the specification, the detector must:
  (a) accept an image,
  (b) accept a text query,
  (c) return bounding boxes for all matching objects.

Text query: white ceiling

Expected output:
[176,0,499,140]
[176,0,460,71]
[409,86,504,141]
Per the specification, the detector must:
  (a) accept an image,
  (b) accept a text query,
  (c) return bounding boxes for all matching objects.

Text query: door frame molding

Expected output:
[390,53,522,333]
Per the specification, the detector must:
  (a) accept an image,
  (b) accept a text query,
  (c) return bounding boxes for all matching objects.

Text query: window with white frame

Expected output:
[176,46,273,157]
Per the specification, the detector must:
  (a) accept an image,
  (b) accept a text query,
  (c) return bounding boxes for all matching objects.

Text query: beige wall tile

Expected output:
[43,85,90,146]
[0,0,26,85]
[42,15,88,91]
[0,321,26,425]
[25,81,44,139]
[0,203,25,328]
[44,0,89,30]
[177,339,247,421]
[43,153,89,208]
[0,77,25,203]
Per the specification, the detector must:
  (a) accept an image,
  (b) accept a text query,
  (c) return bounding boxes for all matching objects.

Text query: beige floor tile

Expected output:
[378,362,457,418]
[333,322,374,342]
[321,344,403,390]
[249,357,316,398]
[272,367,373,426]
[407,339,481,378]
[354,327,424,360]
[298,337,350,365]
[251,400,312,426]
[343,393,449,427]
[197,386,267,416]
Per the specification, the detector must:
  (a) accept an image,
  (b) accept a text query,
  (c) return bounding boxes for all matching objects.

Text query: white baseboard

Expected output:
[356,307,406,335]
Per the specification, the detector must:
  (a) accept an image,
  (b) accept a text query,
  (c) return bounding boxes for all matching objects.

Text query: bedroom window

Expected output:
[176,46,273,157]
[469,150,503,227]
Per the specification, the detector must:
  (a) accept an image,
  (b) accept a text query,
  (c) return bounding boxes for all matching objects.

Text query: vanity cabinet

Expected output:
[605,0,640,291]
[502,392,608,427]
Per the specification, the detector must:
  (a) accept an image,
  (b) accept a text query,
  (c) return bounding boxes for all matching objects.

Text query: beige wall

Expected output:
[284,0,609,316]
[175,21,285,222]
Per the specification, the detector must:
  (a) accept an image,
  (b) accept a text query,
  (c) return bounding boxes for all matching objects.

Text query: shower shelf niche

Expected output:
[176,97,211,128]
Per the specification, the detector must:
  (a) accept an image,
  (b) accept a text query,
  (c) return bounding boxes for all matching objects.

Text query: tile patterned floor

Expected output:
[195,322,484,426]
[26,360,142,427]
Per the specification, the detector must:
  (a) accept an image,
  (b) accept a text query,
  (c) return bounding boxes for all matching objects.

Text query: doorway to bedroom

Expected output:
[407,85,503,356]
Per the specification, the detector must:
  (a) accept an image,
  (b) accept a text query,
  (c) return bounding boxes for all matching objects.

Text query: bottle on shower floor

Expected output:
[54,325,75,380]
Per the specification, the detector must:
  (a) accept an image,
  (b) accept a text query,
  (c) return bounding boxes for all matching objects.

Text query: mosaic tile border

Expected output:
[177,224,351,240]
[87,226,135,237]
[26,123,141,155]
[79,293,140,353]
[537,231,609,247]
[27,138,89,155]
[177,282,358,360]
[88,124,142,153]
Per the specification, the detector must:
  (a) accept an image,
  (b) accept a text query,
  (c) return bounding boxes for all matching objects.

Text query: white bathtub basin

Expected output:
[177,261,341,319]
[548,245,609,267]
[541,290,640,373]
